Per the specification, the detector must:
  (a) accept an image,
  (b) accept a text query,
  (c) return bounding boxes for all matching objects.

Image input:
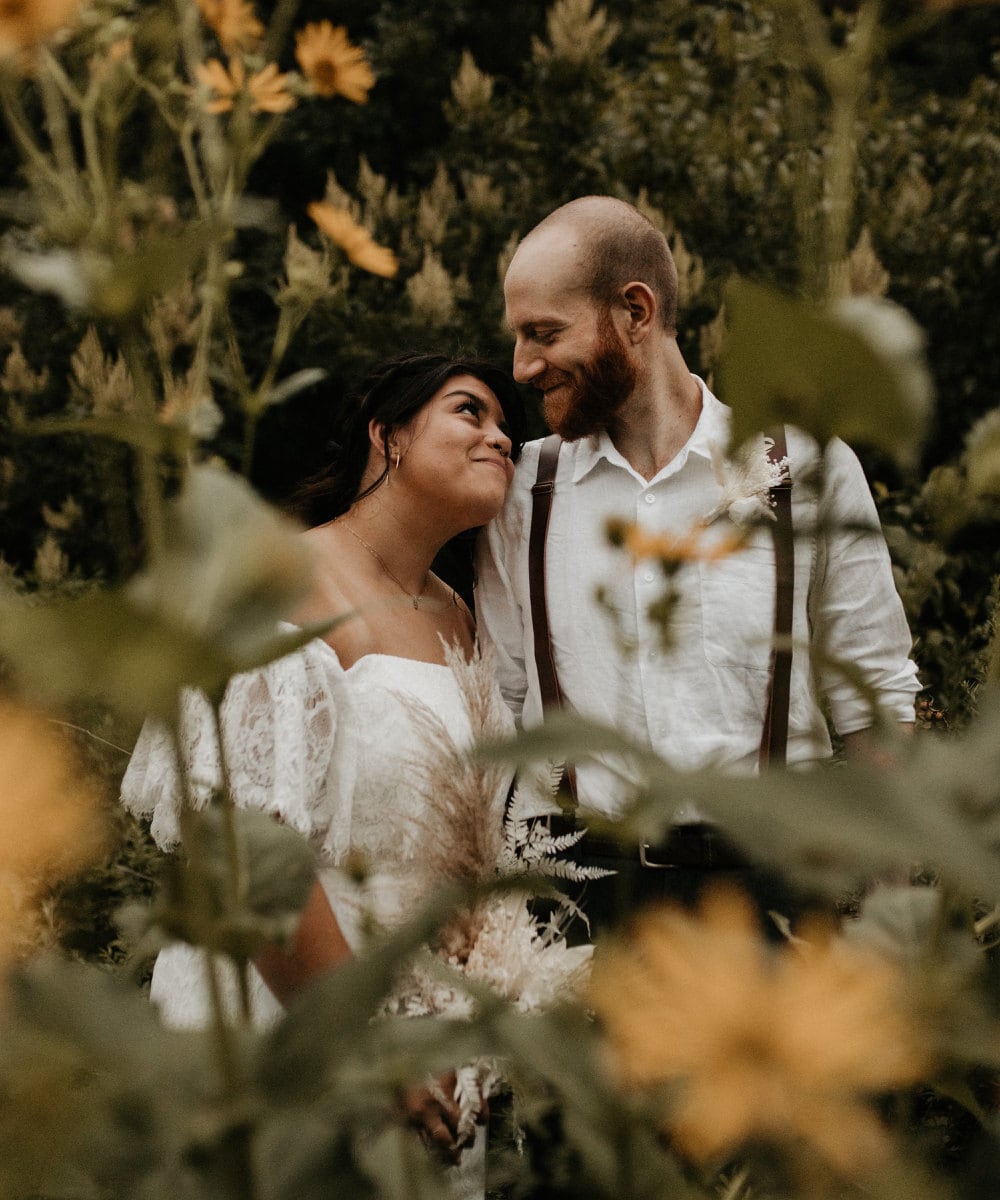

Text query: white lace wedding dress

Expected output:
[121,635,515,1198]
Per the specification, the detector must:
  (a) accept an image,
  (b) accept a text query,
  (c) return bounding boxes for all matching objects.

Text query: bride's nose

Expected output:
[490,431,512,458]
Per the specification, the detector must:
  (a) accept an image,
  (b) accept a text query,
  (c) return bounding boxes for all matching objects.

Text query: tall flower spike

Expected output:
[295,21,375,103]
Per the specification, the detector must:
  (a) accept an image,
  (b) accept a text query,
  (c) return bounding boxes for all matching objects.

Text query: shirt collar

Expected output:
[566,376,730,484]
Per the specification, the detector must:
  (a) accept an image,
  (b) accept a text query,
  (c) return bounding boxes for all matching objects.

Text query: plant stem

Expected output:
[120,321,166,565]
[262,0,303,63]
[79,90,109,217]
[0,72,65,195]
[36,59,80,187]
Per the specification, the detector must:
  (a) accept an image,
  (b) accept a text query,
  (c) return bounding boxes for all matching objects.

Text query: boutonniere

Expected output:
[705,436,790,529]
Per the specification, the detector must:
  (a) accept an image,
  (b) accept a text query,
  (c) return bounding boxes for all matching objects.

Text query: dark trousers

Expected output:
[552,821,820,943]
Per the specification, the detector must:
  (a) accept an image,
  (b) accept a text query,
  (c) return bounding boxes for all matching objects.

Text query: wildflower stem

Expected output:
[37,47,82,109]
[179,120,211,216]
[79,93,109,215]
[120,321,166,565]
[262,0,303,63]
[36,58,79,185]
[0,75,64,194]
[241,306,299,474]
[207,702,252,1022]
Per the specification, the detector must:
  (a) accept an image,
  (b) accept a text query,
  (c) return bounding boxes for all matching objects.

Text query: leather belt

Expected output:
[580,822,749,870]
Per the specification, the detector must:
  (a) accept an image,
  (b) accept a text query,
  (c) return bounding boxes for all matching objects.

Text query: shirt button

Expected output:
[642,570,655,583]
[644,493,656,505]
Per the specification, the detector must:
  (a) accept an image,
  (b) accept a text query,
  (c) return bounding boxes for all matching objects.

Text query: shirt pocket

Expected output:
[699,543,776,672]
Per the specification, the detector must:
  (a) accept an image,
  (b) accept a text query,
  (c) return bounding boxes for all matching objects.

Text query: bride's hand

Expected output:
[400,1069,478,1166]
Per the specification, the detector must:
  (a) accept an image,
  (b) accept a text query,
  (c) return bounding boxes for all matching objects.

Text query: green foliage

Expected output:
[1,0,1000,1197]
[719,279,931,463]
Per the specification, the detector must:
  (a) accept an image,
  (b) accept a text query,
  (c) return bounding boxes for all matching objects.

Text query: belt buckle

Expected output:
[639,842,674,869]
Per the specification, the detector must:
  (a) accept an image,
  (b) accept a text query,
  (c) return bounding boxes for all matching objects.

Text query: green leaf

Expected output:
[90,224,221,322]
[478,712,658,772]
[127,463,317,671]
[483,707,1000,905]
[354,1125,446,1200]
[0,588,323,719]
[718,279,931,465]
[0,462,338,717]
[16,412,196,457]
[261,368,328,412]
[152,807,317,960]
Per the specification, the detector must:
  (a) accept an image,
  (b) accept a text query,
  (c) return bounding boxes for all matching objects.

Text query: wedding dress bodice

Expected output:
[121,637,515,1029]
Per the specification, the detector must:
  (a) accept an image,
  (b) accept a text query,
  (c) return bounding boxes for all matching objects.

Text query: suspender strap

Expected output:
[759,427,793,769]
[529,434,564,710]
[530,428,793,776]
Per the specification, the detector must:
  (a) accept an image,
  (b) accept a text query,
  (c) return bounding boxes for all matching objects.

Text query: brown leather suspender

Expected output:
[759,427,794,769]
[528,434,565,711]
[527,428,794,769]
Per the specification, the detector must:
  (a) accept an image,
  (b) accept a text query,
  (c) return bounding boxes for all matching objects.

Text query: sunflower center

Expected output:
[313,61,339,90]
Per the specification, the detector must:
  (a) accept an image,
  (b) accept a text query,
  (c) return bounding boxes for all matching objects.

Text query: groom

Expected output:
[476,195,919,929]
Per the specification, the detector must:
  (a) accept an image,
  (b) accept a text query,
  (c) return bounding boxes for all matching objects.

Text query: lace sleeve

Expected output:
[120,641,356,863]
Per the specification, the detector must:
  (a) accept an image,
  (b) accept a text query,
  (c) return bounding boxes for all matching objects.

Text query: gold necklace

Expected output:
[342,522,428,610]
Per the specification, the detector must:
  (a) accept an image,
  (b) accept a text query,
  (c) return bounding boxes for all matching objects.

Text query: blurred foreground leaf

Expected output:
[0,464,324,718]
[719,279,931,466]
[484,707,1000,904]
[152,808,317,960]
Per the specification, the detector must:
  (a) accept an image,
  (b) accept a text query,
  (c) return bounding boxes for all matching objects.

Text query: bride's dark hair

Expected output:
[290,351,526,528]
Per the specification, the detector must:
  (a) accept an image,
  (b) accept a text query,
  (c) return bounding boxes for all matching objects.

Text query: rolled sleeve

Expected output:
[813,439,920,733]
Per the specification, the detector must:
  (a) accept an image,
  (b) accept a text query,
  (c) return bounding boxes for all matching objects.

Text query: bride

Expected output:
[121,351,525,1181]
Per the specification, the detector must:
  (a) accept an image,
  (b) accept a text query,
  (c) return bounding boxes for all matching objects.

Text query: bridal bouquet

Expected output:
[375,643,609,1137]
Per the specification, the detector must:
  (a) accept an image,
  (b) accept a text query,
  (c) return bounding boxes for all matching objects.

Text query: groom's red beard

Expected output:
[540,310,638,441]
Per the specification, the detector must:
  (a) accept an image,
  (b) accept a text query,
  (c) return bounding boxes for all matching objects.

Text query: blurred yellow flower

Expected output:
[295,21,375,103]
[0,699,108,966]
[590,888,929,1175]
[607,517,744,565]
[246,62,296,113]
[196,0,263,53]
[0,0,83,58]
[194,57,295,114]
[307,202,398,278]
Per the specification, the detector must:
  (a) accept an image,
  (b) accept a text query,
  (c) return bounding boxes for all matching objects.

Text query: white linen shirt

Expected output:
[475,380,920,818]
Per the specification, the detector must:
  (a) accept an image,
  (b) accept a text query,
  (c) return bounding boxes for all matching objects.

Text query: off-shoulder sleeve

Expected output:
[121,640,357,864]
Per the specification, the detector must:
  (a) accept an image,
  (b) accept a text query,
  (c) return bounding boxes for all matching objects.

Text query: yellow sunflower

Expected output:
[0,699,107,965]
[607,517,744,565]
[196,0,263,54]
[0,0,83,58]
[194,57,295,115]
[294,20,375,103]
[307,202,398,278]
[590,887,930,1176]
